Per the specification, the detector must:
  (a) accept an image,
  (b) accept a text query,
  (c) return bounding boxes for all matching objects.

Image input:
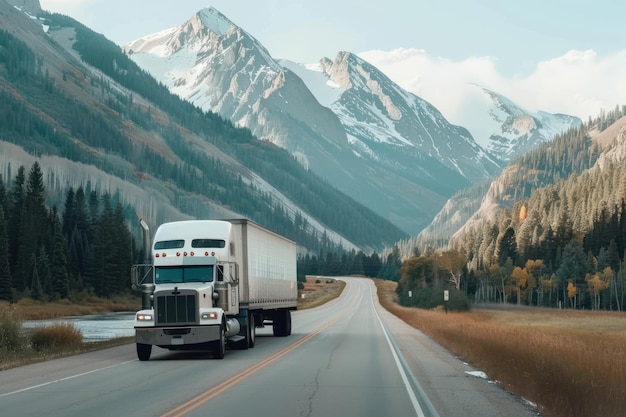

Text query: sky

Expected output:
[38,0,626,125]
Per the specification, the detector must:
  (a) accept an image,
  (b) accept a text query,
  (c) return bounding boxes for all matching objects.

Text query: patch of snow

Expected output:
[280,59,343,109]
[465,370,488,379]
[197,8,233,36]
[522,397,538,409]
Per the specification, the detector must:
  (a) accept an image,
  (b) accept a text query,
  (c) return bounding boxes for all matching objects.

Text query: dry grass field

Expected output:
[374,279,626,417]
[298,277,346,310]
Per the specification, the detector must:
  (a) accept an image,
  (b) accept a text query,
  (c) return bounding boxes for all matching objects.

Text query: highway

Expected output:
[0,278,539,417]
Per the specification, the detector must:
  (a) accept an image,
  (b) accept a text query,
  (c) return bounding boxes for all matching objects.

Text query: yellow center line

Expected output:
[160,312,347,417]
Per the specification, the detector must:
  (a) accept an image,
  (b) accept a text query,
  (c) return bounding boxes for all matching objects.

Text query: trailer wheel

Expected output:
[285,310,292,336]
[137,343,152,361]
[213,324,226,359]
[248,311,256,348]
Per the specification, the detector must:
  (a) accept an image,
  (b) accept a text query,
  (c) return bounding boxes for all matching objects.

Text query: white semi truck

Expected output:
[131,219,297,360]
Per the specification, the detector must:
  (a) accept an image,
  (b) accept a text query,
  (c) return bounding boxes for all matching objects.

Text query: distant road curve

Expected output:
[0,278,539,417]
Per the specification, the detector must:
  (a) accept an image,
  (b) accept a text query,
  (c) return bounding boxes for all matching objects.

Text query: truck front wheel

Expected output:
[137,343,152,361]
[213,324,226,359]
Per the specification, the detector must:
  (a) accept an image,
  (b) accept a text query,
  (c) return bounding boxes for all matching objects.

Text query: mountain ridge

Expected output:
[480,86,581,160]
[124,6,503,234]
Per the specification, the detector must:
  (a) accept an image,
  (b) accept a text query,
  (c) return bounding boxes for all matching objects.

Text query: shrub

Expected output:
[30,322,83,352]
[445,288,471,311]
[400,286,471,311]
[0,304,26,353]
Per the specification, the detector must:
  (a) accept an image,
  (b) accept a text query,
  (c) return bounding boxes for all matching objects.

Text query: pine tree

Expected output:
[15,162,48,293]
[0,174,7,217]
[50,228,69,300]
[556,240,589,308]
[62,187,76,237]
[0,208,12,301]
[30,253,43,300]
[37,246,52,297]
[8,166,25,290]
[111,202,132,294]
[496,227,518,266]
[364,252,382,278]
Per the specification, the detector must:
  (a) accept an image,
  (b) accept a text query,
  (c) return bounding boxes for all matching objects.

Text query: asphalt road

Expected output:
[0,278,540,417]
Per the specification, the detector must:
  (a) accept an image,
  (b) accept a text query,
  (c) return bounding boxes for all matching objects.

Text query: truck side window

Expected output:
[217,265,224,282]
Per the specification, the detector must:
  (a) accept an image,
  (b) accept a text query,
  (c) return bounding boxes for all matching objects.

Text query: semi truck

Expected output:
[131,219,297,360]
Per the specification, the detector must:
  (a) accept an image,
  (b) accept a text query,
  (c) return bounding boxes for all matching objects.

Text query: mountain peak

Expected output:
[194,7,234,36]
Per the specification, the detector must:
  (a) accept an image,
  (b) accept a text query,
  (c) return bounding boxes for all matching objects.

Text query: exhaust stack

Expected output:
[138,219,154,310]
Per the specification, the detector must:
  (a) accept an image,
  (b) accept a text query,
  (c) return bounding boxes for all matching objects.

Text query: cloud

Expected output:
[518,50,626,119]
[359,47,626,125]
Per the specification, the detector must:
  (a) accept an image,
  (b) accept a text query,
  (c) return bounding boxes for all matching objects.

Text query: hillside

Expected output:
[389,106,626,314]
[413,108,610,251]
[449,107,626,309]
[0,3,407,252]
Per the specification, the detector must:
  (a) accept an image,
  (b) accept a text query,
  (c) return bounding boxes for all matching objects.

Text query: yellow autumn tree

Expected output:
[541,273,557,306]
[586,267,612,310]
[519,204,527,221]
[567,281,577,308]
[523,260,541,304]
[510,266,529,305]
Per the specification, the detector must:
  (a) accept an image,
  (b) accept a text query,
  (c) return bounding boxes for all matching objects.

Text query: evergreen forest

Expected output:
[0,162,133,301]
[0,162,390,302]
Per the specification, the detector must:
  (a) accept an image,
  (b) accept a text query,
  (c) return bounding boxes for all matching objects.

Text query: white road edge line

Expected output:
[367,281,440,417]
[0,360,136,397]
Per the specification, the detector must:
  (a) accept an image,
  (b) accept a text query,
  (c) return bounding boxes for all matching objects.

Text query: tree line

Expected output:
[0,162,401,302]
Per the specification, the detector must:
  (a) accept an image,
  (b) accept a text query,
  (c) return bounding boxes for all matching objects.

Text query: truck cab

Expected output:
[132,219,297,361]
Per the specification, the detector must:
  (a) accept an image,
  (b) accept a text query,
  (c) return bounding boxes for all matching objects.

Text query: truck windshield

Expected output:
[155,266,214,283]
[154,240,184,249]
[192,239,225,248]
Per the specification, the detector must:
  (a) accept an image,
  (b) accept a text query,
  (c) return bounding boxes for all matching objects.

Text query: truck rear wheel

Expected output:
[137,343,152,361]
[273,309,291,337]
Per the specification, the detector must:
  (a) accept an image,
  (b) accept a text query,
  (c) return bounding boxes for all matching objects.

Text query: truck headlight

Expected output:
[136,313,153,321]
[201,312,218,320]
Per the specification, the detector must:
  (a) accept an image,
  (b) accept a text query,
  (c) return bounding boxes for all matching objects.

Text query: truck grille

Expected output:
[155,292,197,325]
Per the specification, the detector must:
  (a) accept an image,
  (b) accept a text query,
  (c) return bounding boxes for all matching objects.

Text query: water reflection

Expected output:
[23,312,135,343]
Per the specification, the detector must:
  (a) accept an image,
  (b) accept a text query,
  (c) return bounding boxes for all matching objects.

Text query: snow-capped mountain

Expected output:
[282,55,501,183]
[124,7,502,234]
[464,86,581,161]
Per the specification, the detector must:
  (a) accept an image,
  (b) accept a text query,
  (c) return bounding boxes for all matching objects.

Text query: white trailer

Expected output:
[132,219,297,360]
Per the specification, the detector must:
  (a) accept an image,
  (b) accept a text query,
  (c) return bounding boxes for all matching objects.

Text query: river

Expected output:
[23,312,136,342]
